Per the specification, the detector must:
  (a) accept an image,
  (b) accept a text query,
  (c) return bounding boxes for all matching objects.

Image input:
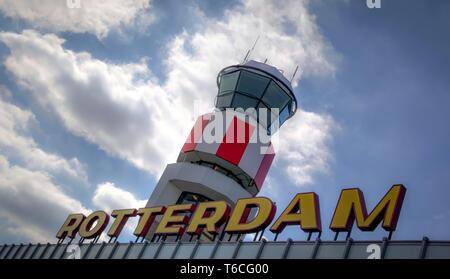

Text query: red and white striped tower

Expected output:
[146,60,297,240]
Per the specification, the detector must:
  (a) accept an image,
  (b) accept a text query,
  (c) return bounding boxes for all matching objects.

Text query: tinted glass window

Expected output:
[176,192,211,205]
[216,93,233,108]
[279,105,290,125]
[268,106,286,134]
[262,81,290,109]
[236,71,270,98]
[232,93,258,111]
[219,71,240,93]
[257,102,269,128]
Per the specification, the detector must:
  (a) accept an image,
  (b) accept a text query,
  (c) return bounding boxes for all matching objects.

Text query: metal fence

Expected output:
[1,238,450,259]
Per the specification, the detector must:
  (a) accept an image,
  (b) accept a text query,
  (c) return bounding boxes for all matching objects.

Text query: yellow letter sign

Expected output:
[330,184,406,232]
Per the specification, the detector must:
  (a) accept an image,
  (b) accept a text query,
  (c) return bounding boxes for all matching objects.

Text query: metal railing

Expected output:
[1,237,449,259]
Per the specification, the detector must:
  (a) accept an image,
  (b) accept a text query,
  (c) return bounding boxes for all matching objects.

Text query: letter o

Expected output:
[78,211,109,239]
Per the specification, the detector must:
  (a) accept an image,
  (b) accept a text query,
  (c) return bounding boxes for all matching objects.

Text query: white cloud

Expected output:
[0,0,153,38]
[0,95,90,243]
[92,182,146,212]
[277,109,336,186]
[0,0,337,188]
[0,30,186,177]
[0,154,90,243]
[0,93,88,184]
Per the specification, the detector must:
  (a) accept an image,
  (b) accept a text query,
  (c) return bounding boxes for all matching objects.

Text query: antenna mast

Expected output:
[242,35,260,64]
[290,65,300,83]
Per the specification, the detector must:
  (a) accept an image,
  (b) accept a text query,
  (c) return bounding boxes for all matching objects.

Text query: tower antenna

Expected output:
[290,65,300,83]
[242,35,260,64]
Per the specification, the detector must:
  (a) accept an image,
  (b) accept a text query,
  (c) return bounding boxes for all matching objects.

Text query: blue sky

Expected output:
[0,0,449,244]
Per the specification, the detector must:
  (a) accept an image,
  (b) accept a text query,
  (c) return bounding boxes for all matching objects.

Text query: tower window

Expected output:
[219,71,240,94]
[236,70,270,98]
[262,81,290,109]
[216,93,233,108]
[279,105,290,126]
[231,93,259,111]
[176,191,212,205]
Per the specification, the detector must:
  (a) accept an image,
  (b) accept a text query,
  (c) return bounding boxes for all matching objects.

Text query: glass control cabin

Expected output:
[215,60,297,133]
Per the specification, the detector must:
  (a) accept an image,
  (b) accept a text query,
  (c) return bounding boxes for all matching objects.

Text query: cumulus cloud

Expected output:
[277,110,336,186]
[0,0,337,188]
[0,92,88,184]
[0,30,186,177]
[0,95,91,243]
[0,154,90,243]
[92,182,146,212]
[0,0,153,38]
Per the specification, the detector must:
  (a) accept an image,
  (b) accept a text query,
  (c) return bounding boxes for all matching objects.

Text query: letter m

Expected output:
[330,185,406,232]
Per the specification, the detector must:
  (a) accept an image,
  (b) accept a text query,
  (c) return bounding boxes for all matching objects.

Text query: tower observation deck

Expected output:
[216,60,297,131]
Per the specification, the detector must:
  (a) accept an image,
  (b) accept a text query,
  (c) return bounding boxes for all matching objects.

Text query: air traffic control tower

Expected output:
[145,60,297,240]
